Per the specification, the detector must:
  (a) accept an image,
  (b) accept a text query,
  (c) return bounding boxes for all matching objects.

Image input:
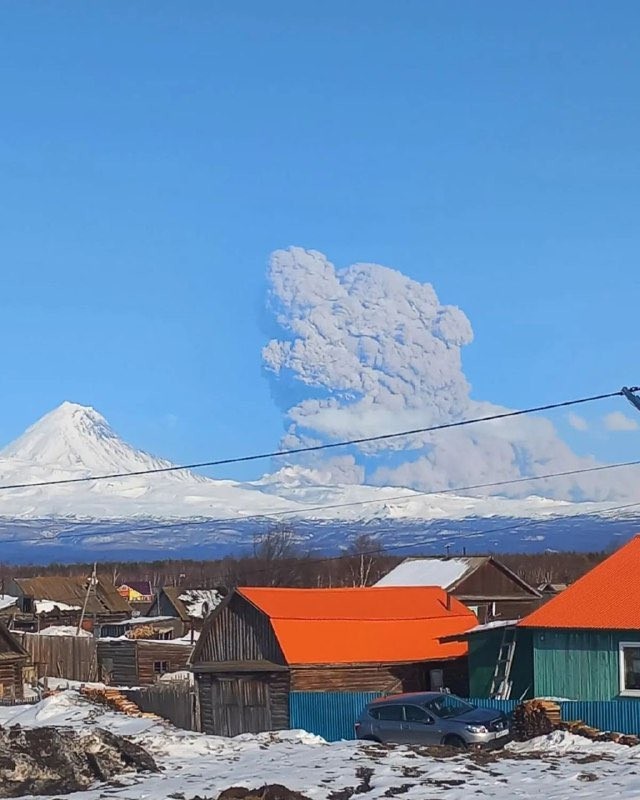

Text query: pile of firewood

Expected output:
[80,686,159,719]
[512,700,560,740]
[513,699,640,746]
[559,720,640,747]
[126,625,158,639]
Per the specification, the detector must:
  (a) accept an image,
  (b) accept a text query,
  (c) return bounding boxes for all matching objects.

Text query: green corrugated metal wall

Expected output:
[468,628,533,700]
[531,629,634,700]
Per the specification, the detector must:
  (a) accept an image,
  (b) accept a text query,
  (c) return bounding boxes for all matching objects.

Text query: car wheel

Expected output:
[360,735,381,743]
[443,734,467,749]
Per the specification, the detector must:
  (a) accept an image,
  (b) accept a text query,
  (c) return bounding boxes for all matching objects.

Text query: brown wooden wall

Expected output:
[193,595,285,666]
[0,657,26,701]
[17,632,99,683]
[98,640,193,686]
[136,642,192,685]
[456,561,536,600]
[290,663,428,693]
[196,670,289,736]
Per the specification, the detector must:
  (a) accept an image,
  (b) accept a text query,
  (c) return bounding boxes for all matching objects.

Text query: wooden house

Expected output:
[146,587,225,634]
[0,622,30,702]
[5,576,131,632]
[375,556,542,623]
[516,535,640,701]
[97,638,194,686]
[190,586,477,737]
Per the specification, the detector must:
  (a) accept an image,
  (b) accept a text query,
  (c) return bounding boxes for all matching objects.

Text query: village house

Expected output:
[97,637,194,685]
[190,586,477,737]
[4,576,131,632]
[375,556,542,623]
[0,622,30,702]
[459,535,640,701]
[146,586,225,635]
[117,581,154,605]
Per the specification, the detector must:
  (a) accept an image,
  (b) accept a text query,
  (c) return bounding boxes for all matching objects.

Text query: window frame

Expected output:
[368,704,403,722]
[619,641,640,696]
[153,660,169,675]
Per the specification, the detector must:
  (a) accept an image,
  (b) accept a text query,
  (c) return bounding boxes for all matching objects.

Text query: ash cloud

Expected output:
[263,247,638,501]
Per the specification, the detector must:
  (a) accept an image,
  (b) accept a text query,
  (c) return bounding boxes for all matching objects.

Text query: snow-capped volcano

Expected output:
[1,402,171,474]
[0,401,629,524]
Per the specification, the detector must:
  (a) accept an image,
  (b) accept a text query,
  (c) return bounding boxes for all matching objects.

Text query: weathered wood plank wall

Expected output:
[16,633,99,683]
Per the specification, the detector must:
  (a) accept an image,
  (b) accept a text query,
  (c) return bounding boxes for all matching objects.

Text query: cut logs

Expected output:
[512,699,640,746]
[80,686,160,720]
[512,700,560,740]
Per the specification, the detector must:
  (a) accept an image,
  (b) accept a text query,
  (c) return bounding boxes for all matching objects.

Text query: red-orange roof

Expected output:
[237,586,477,664]
[519,534,640,630]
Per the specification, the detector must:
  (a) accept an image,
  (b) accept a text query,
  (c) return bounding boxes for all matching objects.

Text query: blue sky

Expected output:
[1,1,639,482]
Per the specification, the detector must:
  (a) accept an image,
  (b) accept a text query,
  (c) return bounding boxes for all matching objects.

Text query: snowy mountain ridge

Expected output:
[0,401,631,526]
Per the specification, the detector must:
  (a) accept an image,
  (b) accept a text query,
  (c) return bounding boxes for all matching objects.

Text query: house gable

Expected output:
[453,559,540,600]
[191,592,286,667]
[0,622,29,659]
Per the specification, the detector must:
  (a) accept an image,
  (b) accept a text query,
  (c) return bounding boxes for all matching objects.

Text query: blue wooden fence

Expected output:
[289,692,640,742]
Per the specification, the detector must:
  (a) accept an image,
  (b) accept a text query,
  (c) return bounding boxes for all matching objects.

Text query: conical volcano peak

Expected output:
[0,401,168,473]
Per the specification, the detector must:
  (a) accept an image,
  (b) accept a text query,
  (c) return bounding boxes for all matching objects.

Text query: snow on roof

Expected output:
[464,619,519,635]
[178,589,223,619]
[35,625,92,637]
[116,615,176,626]
[0,594,18,611]
[374,558,476,589]
[34,599,82,614]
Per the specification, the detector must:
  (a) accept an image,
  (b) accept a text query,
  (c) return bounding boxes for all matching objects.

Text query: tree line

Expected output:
[0,526,609,593]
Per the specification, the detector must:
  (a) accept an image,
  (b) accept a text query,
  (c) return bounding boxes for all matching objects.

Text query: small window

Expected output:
[153,661,169,675]
[404,705,430,723]
[369,704,403,721]
[619,643,640,695]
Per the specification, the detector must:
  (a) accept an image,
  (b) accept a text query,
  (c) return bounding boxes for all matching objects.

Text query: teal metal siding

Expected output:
[532,629,635,700]
[289,691,382,741]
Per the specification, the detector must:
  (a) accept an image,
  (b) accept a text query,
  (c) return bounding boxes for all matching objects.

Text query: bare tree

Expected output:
[345,534,386,587]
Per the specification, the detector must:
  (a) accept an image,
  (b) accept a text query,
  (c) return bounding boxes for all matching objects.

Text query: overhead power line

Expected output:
[0,385,638,493]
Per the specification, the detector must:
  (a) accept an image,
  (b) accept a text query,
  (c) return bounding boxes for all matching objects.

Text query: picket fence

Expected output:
[289,692,640,742]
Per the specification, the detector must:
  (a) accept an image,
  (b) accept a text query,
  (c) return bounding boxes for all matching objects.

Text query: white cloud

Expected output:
[603,411,639,432]
[567,413,589,431]
[262,247,640,502]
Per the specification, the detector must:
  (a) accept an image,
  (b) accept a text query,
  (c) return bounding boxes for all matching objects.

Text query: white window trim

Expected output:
[618,641,640,697]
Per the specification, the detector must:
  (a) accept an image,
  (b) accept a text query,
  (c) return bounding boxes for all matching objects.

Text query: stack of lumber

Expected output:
[80,686,159,719]
[512,700,560,740]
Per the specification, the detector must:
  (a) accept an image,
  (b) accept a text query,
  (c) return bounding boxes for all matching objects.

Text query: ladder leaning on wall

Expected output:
[489,626,518,699]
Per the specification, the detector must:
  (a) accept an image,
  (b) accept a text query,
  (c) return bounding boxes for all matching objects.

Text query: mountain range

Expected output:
[0,402,638,562]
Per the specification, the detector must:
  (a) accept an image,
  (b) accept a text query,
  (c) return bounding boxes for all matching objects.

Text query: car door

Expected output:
[400,704,442,745]
[369,704,404,743]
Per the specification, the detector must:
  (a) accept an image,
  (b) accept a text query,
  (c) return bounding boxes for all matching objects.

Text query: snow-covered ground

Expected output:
[1,691,640,800]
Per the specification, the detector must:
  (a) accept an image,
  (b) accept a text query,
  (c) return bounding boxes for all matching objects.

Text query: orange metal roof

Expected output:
[519,534,640,630]
[237,586,477,664]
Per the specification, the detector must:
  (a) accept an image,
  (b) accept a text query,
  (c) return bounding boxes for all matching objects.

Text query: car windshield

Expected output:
[423,694,475,719]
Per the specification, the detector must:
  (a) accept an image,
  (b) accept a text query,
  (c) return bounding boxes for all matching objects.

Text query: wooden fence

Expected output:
[16,632,99,683]
[125,679,200,731]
